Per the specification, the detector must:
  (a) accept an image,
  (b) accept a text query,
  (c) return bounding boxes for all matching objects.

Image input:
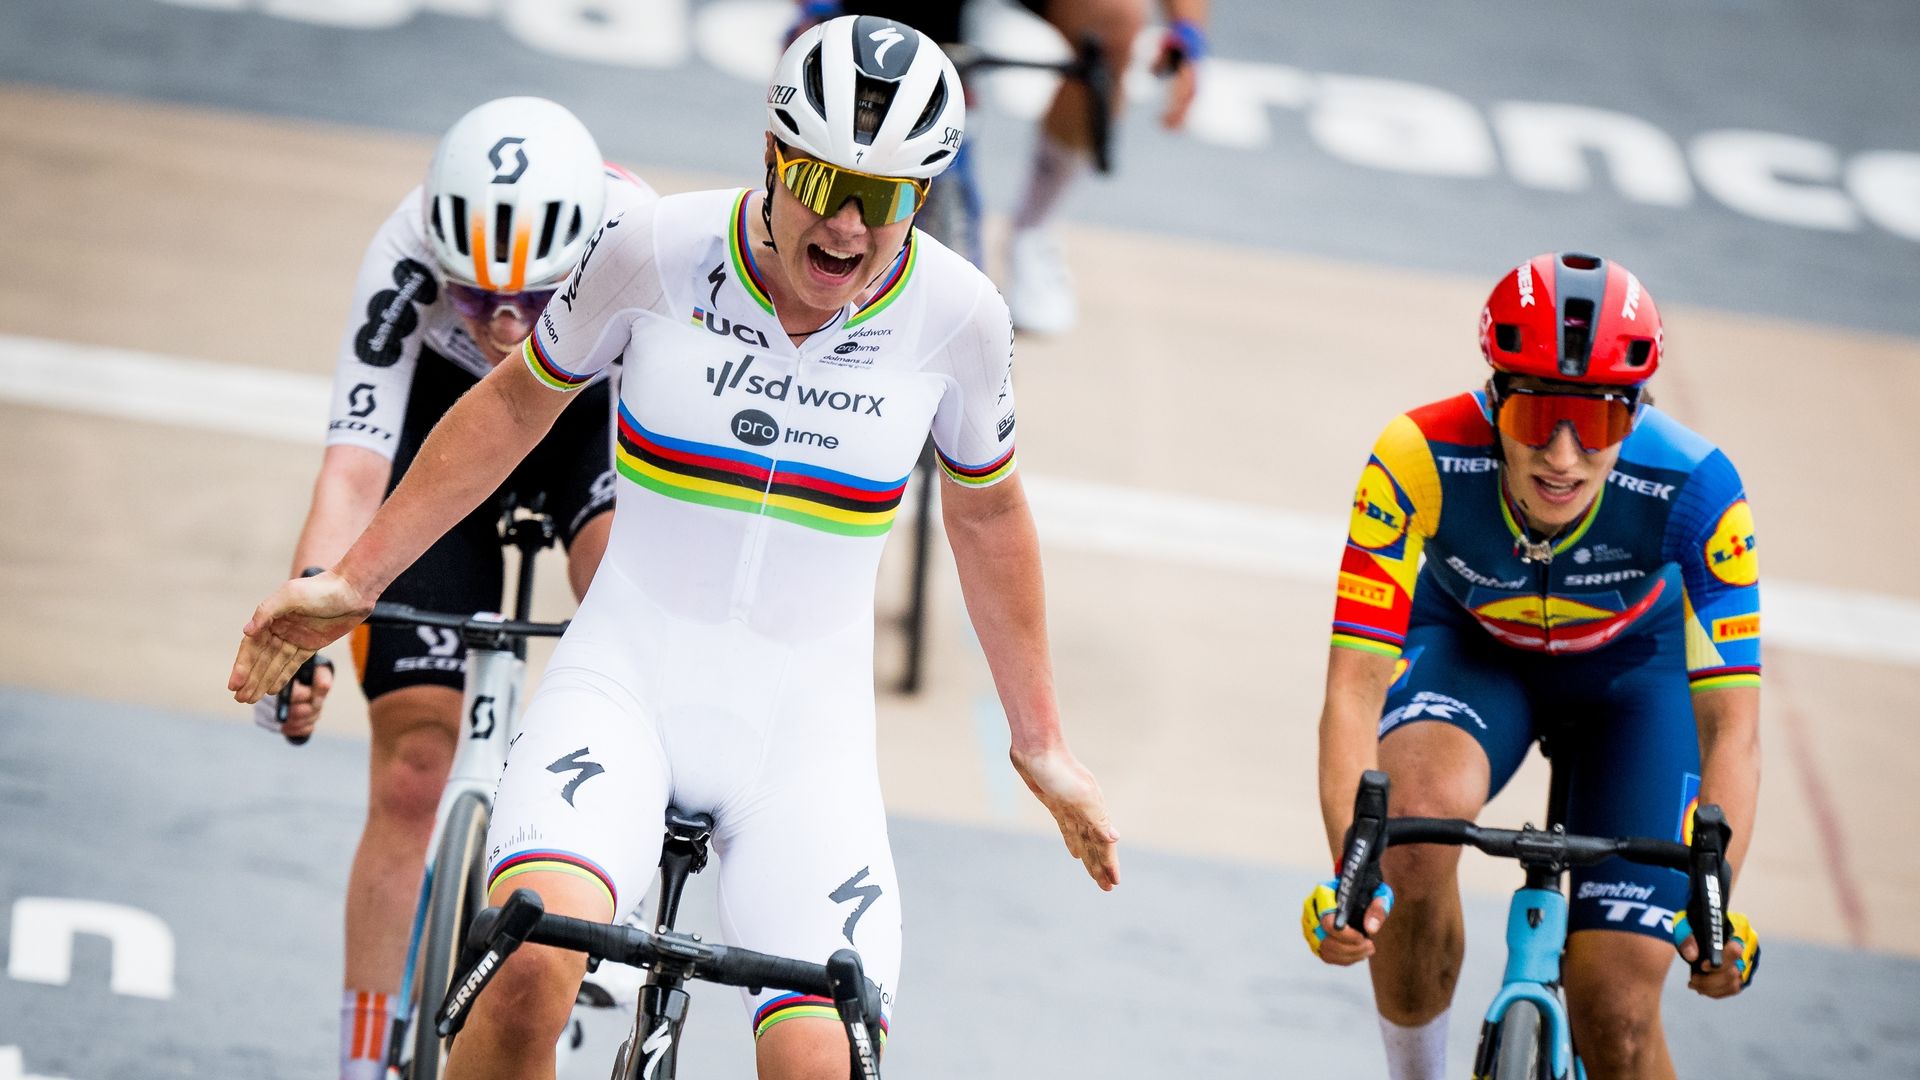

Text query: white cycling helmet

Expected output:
[424,96,607,292]
[766,15,965,180]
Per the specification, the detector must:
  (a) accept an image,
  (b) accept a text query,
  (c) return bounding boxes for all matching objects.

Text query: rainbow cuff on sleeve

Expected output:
[753,993,888,1044]
[1689,666,1761,691]
[523,335,593,392]
[487,849,617,919]
[937,446,1015,487]
[1331,622,1404,658]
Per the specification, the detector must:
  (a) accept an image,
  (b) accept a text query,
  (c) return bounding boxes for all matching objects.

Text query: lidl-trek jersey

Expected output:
[1331,391,1761,939]
[485,188,1017,1036]
[1333,391,1760,690]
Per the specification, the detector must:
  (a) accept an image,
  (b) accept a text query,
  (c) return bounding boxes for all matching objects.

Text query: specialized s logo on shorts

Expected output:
[830,866,883,944]
[354,258,438,367]
[546,747,604,807]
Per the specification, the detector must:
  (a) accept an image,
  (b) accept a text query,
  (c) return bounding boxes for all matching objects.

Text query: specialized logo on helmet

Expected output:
[851,17,918,77]
[869,26,905,64]
[1514,264,1536,307]
[488,136,529,184]
[1704,499,1758,586]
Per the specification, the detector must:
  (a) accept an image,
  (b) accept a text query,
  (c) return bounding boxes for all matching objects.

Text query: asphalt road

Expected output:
[3,689,1917,1079]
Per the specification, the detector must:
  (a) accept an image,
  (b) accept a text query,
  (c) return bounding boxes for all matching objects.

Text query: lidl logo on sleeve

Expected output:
[1711,614,1760,642]
[1349,459,1414,556]
[1705,500,1759,586]
[1337,571,1395,609]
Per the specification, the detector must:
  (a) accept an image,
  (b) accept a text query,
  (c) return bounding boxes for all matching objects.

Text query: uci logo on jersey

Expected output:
[692,307,771,348]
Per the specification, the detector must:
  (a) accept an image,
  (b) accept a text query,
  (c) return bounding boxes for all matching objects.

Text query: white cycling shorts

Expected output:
[484,560,902,1036]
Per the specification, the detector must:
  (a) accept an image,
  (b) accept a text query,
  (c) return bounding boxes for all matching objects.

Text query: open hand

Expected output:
[228,571,372,704]
[1010,743,1121,891]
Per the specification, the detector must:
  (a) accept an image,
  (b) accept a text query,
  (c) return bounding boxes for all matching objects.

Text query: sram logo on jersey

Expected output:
[705,354,885,416]
[692,307,770,348]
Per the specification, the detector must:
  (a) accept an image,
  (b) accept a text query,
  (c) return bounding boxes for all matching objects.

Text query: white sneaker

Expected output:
[1006,227,1078,336]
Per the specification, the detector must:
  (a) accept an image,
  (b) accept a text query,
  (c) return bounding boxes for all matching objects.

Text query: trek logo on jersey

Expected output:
[1348,459,1414,557]
[1705,499,1759,586]
[692,307,771,347]
[1711,614,1760,643]
[705,354,885,416]
[1608,470,1674,500]
[1436,455,1497,474]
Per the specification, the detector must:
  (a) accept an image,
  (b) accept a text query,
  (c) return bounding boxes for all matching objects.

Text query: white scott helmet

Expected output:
[766,15,965,180]
[424,96,607,292]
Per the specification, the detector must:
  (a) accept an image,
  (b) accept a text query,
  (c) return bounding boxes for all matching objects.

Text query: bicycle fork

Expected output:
[1473,886,1578,1080]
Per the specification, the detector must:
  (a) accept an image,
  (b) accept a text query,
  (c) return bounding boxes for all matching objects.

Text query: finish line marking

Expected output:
[4,333,1914,667]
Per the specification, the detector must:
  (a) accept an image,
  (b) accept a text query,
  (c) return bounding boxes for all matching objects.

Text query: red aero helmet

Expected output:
[1478,252,1662,386]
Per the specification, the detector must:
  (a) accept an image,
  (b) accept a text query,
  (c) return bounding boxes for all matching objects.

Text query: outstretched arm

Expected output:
[942,473,1120,890]
[229,356,575,703]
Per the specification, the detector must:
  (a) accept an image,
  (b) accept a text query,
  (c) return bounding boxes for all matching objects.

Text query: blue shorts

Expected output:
[1380,594,1702,939]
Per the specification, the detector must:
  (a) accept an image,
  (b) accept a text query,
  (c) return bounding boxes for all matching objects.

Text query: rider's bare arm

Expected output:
[943,473,1121,890]
[1316,645,1398,859]
[291,445,391,576]
[1693,684,1760,881]
[334,358,571,600]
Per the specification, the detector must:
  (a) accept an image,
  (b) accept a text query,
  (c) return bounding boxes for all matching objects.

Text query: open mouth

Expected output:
[807,243,863,282]
[1532,475,1585,506]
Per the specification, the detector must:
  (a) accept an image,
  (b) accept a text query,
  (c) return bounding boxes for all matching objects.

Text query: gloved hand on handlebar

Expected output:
[1673,909,1760,997]
[1301,877,1394,965]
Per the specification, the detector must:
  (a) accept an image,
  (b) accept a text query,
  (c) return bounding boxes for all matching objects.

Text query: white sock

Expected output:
[1378,1009,1449,1080]
[1011,130,1089,233]
[341,989,394,1080]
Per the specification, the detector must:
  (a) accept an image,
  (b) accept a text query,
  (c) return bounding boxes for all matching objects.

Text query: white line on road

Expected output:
[5,333,1914,667]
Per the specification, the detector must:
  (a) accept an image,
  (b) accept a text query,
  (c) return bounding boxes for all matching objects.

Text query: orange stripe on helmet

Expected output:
[508,221,530,291]
[469,211,494,290]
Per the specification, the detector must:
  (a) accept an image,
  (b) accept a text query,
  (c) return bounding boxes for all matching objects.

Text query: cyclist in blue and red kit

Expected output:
[1303,253,1762,1080]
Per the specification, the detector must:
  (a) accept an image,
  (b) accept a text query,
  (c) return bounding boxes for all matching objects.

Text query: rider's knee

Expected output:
[474,946,582,1046]
[1088,0,1146,53]
[368,696,458,825]
[1566,995,1662,1073]
[756,1017,858,1080]
[1563,935,1669,1072]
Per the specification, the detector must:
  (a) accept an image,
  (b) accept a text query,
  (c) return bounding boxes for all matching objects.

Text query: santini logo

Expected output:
[706,355,885,416]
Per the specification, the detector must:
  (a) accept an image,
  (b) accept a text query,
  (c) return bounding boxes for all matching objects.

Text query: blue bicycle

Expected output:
[1332,770,1736,1080]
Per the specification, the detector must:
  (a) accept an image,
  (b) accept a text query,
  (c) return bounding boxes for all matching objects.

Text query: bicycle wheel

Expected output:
[409,789,492,1080]
[1482,999,1551,1080]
